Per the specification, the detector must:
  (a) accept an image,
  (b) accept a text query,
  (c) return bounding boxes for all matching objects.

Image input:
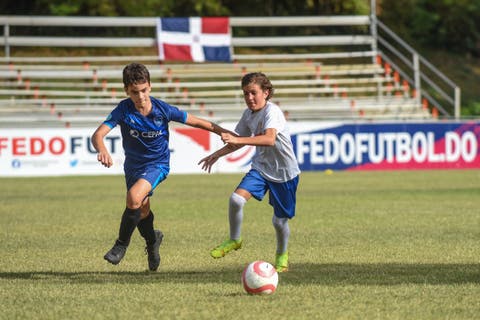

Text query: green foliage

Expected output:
[45,0,173,16]
[0,0,370,17]
[462,101,480,117]
[380,0,480,57]
[48,2,81,15]
[379,0,480,115]
[412,0,480,55]
[1,170,480,319]
[220,0,369,16]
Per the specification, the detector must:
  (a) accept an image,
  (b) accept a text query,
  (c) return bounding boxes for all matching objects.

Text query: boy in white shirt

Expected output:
[199,72,300,272]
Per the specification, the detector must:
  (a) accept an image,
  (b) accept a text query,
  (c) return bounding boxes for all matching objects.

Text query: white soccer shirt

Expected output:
[235,101,301,183]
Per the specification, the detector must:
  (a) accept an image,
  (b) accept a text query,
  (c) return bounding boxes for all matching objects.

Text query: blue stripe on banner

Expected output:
[161,17,190,33]
[203,46,231,62]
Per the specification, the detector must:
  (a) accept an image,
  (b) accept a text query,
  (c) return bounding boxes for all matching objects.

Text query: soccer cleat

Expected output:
[104,242,127,265]
[210,238,242,258]
[145,230,163,271]
[275,252,289,273]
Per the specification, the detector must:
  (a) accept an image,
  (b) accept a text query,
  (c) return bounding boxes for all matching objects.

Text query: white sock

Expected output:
[229,192,246,240]
[272,215,290,254]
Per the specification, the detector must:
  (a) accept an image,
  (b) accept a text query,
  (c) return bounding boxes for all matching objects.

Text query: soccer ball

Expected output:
[241,260,278,295]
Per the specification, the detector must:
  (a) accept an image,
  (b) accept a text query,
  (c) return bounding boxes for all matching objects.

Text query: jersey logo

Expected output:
[129,129,163,139]
[153,117,164,127]
[130,129,140,138]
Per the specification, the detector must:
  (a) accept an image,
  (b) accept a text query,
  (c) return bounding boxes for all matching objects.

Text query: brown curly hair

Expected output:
[241,72,274,100]
[122,62,150,88]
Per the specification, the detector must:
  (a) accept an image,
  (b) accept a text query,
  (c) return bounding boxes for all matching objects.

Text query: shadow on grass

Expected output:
[285,263,480,286]
[1,263,479,285]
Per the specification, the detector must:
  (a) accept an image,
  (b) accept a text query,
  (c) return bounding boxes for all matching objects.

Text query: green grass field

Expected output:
[1,170,479,319]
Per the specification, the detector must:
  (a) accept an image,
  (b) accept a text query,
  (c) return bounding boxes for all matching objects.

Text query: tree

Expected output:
[380,0,480,57]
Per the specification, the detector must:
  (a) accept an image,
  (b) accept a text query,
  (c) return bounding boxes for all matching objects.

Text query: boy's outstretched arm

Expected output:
[198,143,242,173]
[221,128,276,147]
[185,114,236,136]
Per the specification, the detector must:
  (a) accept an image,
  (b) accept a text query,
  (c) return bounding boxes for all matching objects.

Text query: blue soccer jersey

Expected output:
[103,97,187,170]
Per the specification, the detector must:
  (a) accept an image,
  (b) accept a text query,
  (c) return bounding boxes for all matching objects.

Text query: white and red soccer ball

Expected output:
[241,260,278,295]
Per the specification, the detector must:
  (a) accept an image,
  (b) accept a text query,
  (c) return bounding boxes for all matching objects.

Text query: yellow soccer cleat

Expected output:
[210,238,242,258]
[275,252,289,273]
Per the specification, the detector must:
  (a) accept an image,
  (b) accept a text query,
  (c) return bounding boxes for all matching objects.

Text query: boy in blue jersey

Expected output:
[92,62,230,271]
[198,72,300,272]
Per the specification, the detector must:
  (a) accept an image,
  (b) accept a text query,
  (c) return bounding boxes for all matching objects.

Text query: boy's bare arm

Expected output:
[185,114,237,136]
[198,144,241,173]
[221,128,276,147]
[92,124,114,168]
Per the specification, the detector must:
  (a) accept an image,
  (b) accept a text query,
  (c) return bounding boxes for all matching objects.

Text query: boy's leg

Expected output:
[272,215,290,272]
[137,210,156,244]
[210,170,267,259]
[137,209,163,271]
[268,176,299,272]
[272,215,290,255]
[104,207,141,265]
[210,192,247,258]
[104,178,151,265]
[136,167,168,270]
[229,192,246,240]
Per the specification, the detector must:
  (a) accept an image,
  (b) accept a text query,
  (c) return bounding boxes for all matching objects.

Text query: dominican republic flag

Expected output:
[156,17,232,62]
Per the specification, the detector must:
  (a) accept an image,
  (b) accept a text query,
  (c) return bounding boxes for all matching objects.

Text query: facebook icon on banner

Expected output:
[156,17,232,62]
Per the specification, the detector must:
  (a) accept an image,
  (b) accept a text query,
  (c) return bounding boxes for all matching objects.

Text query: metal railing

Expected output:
[0,15,373,54]
[372,18,461,119]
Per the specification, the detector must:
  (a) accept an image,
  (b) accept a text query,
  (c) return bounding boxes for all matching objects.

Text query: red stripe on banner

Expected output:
[175,128,210,151]
[226,146,254,162]
[201,17,229,34]
[163,44,193,61]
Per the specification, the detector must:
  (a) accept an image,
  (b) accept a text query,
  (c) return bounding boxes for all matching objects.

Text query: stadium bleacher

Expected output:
[0,15,456,127]
[0,57,431,127]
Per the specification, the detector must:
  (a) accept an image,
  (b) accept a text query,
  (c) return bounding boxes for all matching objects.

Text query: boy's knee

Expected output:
[230,192,246,209]
[126,200,141,209]
[272,215,288,228]
[126,194,143,210]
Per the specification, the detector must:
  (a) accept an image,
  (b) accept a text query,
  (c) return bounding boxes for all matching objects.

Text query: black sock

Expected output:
[137,211,156,245]
[117,207,141,246]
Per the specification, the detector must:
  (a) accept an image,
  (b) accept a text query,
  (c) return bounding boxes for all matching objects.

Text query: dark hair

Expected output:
[122,62,150,88]
[241,72,274,100]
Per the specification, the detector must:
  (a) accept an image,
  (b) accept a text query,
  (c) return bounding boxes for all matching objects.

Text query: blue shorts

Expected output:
[125,163,169,196]
[237,169,299,219]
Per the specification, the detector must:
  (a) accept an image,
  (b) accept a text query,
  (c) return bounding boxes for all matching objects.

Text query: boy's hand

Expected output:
[198,154,219,173]
[221,132,238,145]
[97,151,113,168]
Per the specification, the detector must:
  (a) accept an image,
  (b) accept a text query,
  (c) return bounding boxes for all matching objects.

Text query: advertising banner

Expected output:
[0,128,124,177]
[0,127,217,177]
[1,121,479,177]
[290,121,480,171]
